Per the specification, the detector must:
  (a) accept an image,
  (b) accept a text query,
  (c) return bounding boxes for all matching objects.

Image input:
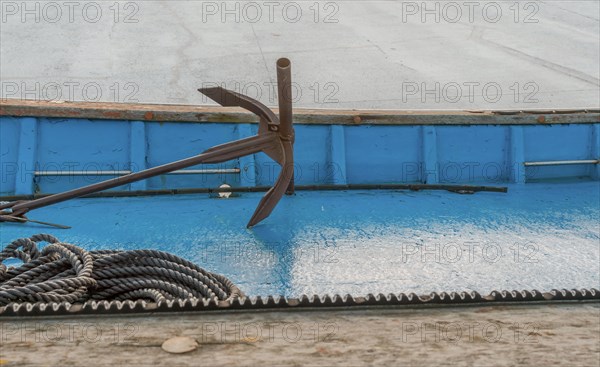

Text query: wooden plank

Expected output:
[329,125,347,185]
[129,121,147,191]
[14,117,37,195]
[1,99,599,125]
[421,126,438,184]
[509,126,526,184]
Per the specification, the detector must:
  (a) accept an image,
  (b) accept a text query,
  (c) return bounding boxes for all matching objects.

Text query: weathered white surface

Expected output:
[1,1,599,109]
[0,304,598,366]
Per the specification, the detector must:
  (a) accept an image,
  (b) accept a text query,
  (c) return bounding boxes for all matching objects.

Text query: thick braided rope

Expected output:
[0,235,243,306]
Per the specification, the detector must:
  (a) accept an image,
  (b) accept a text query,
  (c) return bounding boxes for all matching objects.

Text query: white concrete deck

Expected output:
[1,1,599,110]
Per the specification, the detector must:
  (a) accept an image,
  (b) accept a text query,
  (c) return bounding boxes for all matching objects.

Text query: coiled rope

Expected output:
[0,234,243,306]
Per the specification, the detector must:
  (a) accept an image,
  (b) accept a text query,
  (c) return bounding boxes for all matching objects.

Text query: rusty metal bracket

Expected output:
[0,58,295,229]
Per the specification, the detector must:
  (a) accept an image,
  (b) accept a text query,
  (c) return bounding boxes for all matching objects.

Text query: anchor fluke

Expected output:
[199,58,295,227]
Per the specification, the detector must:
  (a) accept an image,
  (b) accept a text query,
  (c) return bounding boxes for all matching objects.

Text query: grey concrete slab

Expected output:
[1,0,598,110]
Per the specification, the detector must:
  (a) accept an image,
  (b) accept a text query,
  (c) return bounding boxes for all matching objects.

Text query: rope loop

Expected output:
[0,235,243,306]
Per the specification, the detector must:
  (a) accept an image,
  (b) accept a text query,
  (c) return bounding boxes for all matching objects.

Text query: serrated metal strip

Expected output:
[0,288,597,317]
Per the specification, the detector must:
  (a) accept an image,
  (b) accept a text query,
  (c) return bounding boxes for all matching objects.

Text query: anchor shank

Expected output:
[10,133,278,215]
[276,58,295,195]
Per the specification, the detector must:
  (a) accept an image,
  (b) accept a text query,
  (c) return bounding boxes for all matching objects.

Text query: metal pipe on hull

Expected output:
[5,134,277,216]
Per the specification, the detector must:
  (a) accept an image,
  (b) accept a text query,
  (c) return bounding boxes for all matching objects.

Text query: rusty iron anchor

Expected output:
[0,58,295,229]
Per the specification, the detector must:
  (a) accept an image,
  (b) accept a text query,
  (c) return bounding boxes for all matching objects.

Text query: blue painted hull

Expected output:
[1,117,598,196]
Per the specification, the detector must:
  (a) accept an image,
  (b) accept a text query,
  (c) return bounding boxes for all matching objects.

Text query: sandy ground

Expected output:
[1,302,598,366]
